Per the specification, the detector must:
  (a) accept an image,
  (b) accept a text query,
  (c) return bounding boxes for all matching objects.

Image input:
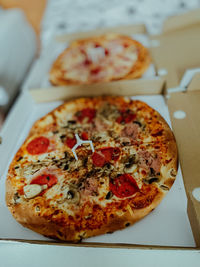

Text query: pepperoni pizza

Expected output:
[6,96,178,241]
[49,33,151,85]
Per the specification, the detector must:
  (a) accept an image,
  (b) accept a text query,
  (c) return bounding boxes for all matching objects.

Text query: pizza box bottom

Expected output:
[0,91,195,247]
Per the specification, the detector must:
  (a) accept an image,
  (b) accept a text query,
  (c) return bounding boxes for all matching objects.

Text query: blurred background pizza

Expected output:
[0,0,200,128]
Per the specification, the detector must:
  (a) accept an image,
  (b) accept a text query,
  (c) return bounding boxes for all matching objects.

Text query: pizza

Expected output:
[49,33,151,85]
[6,96,178,242]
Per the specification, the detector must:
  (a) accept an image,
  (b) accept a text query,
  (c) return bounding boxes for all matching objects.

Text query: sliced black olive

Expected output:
[125,155,136,168]
[13,192,20,204]
[122,142,130,146]
[160,185,169,191]
[77,181,84,189]
[86,169,97,177]
[125,222,130,227]
[133,121,142,127]
[60,135,66,140]
[170,169,176,177]
[105,191,113,200]
[17,156,23,162]
[148,177,159,184]
[68,120,76,124]
[105,162,111,169]
[64,164,69,170]
[143,177,159,184]
[35,206,40,212]
[14,166,19,169]
[67,190,75,199]
[150,167,156,176]
[82,157,88,167]
[75,111,82,117]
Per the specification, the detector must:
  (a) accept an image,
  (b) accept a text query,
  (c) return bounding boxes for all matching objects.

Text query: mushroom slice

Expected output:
[24,184,47,199]
[58,184,80,205]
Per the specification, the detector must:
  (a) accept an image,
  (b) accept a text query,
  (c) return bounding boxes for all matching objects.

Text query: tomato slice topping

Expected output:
[104,48,109,56]
[76,108,96,123]
[95,43,101,48]
[81,132,89,140]
[101,147,120,161]
[83,59,92,65]
[91,152,106,167]
[116,110,136,124]
[110,174,139,198]
[30,174,57,188]
[65,136,77,148]
[90,67,101,75]
[92,147,120,167]
[26,136,49,155]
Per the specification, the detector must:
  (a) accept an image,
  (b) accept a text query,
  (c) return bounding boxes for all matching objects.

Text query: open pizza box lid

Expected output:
[0,72,199,250]
[23,8,200,94]
[150,8,200,88]
[1,10,200,251]
[167,70,200,247]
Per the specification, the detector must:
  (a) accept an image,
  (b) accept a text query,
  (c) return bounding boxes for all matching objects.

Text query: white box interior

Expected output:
[0,91,195,247]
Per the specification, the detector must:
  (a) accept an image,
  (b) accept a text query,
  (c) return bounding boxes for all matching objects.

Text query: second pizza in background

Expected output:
[49,33,151,85]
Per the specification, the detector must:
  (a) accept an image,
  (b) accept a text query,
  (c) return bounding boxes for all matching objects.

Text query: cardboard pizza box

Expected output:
[22,20,157,90]
[22,8,200,96]
[0,73,199,250]
[1,9,200,251]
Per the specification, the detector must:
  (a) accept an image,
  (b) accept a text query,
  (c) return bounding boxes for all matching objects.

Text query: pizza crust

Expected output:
[6,96,178,242]
[49,34,151,86]
[6,175,164,242]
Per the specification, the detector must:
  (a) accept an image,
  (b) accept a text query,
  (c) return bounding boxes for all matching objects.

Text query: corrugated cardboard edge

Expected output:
[55,24,147,43]
[167,90,200,247]
[1,79,198,249]
[150,9,200,88]
[0,238,198,251]
[187,72,200,91]
[30,78,164,103]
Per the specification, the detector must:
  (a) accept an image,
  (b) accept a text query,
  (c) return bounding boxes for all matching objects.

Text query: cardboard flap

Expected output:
[168,91,200,246]
[56,24,147,43]
[30,78,164,103]
[163,8,200,33]
[150,22,200,88]
[187,72,200,91]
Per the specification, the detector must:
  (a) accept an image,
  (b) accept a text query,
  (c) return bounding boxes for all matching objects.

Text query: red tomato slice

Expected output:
[101,147,120,162]
[90,67,101,75]
[65,137,77,148]
[31,174,57,188]
[91,152,106,167]
[104,48,109,56]
[92,147,120,167]
[109,174,139,198]
[76,108,96,123]
[26,137,49,155]
[83,59,92,65]
[95,43,101,48]
[81,132,89,140]
[116,110,136,124]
